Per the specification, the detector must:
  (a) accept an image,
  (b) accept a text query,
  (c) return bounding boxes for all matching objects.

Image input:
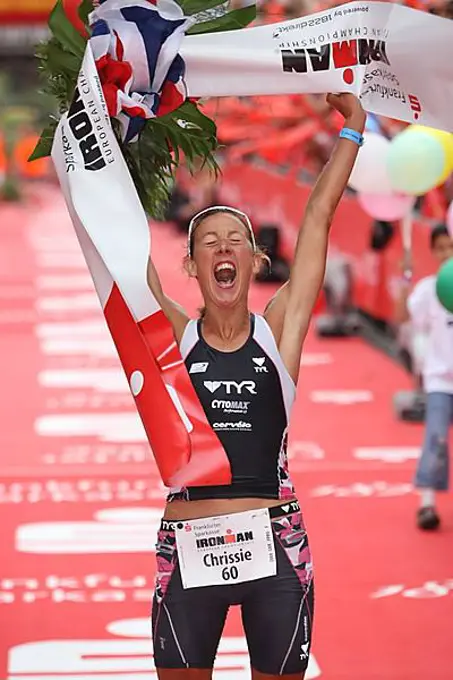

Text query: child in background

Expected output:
[396,225,453,530]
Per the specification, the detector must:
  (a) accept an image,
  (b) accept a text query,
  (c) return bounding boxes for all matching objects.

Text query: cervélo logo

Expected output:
[281,38,389,83]
[67,88,106,172]
[213,421,252,432]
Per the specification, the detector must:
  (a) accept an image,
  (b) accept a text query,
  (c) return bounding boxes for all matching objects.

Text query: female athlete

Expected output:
[147,92,366,680]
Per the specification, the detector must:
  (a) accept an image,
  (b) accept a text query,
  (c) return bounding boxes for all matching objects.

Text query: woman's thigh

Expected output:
[152,528,229,671]
[241,510,314,677]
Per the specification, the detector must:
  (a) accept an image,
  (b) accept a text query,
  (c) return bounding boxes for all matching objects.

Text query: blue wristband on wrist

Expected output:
[339,127,364,146]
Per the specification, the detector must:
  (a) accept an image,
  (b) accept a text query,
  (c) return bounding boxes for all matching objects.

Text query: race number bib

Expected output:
[175,508,276,589]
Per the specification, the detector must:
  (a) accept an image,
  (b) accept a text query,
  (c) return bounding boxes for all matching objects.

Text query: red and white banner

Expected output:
[51,46,231,489]
[182,1,453,132]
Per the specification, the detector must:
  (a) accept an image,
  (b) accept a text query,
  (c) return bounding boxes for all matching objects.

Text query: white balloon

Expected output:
[348,132,392,195]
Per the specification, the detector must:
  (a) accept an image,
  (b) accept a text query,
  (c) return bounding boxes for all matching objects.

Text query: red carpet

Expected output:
[1,186,452,679]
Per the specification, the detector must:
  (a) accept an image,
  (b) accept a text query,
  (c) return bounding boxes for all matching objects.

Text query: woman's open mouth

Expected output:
[213,261,237,288]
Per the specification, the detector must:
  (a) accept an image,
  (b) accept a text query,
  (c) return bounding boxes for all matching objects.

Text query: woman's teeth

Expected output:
[214,262,237,286]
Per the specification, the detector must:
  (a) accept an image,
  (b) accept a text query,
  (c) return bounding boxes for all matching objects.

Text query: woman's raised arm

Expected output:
[147,258,190,344]
[264,93,366,382]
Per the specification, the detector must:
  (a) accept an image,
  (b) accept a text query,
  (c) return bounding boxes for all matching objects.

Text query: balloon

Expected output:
[358,191,415,221]
[349,132,393,195]
[447,201,453,238]
[387,128,446,196]
[436,258,453,313]
[408,125,453,184]
[62,0,88,37]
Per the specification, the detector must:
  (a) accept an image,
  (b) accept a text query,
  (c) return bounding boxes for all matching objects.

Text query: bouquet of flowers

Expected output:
[31,0,255,216]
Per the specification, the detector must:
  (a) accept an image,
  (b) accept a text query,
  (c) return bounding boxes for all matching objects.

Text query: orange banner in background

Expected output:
[0,0,54,23]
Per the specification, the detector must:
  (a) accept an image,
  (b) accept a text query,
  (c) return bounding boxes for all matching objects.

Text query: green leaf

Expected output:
[48,0,86,59]
[45,39,82,75]
[28,121,58,161]
[176,0,225,16]
[187,4,255,34]
[78,0,94,27]
[34,0,222,218]
[176,101,217,135]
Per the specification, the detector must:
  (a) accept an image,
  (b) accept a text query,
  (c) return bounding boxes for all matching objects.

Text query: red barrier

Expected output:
[219,162,438,324]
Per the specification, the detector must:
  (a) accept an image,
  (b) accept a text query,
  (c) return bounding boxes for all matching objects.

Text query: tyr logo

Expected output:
[204,380,257,395]
[252,357,268,373]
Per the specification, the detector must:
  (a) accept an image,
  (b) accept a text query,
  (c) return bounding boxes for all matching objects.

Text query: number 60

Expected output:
[222,566,239,581]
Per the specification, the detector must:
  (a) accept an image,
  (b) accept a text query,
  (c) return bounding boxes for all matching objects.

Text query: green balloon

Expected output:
[387,129,445,196]
[436,258,453,313]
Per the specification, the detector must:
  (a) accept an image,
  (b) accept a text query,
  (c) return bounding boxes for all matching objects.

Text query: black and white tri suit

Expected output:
[168,313,296,501]
[152,314,315,675]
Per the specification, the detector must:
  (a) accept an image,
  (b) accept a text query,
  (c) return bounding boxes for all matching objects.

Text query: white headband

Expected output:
[187,205,257,258]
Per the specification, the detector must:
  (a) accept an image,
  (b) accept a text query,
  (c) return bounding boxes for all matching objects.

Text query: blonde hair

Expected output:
[187,205,257,258]
[186,206,271,318]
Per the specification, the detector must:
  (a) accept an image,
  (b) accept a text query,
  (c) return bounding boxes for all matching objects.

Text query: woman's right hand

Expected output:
[326,93,366,132]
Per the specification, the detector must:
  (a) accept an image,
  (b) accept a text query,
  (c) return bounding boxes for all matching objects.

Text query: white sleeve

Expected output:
[407,279,432,331]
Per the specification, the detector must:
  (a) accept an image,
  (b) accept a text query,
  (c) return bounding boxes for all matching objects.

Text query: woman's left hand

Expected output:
[326,93,366,131]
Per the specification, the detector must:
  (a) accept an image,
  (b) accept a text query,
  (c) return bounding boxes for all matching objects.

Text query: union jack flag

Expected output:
[89,0,194,142]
